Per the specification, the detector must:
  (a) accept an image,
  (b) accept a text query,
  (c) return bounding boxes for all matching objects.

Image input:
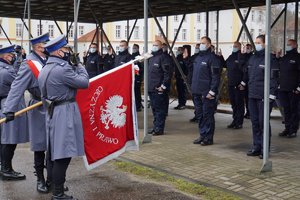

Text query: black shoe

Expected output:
[174,105,180,110]
[247,150,261,156]
[37,179,49,194]
[287,132,297,138]
[177,105,186,110]
[233,125,243,129]
[152,131,164,136]
[148,129,155,134]
[200,140,213,146]
[189,117,199,123]
[279,129,289,137]
[193,138,203,144]
[227,123,235,128]
[52,184,74,200]
[1,170,26,181]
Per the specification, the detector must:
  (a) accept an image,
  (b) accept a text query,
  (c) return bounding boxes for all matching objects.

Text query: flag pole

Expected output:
[0,101,43,125]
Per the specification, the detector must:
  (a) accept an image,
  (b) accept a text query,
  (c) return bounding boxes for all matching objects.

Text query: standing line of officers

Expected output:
[0,30,299,200]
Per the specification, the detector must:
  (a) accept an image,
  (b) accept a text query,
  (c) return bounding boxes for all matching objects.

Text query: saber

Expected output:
[0,101,43,124]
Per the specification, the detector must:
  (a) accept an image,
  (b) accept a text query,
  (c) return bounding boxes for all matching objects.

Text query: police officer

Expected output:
[192,36,221,146]
[174,46,189,110]
[3,33,50,191]
[226,42,246,129]
[38,35,89,200]
[243,44,253,119]
[243,35,278,158]
[131,44,143,112]
[103,45,115,72]
[0,45,29,180]
[278,39,300,138]
[83,43,103,78]
[114,40,132,68]
[13,45,23,72]
[148,40,172,136]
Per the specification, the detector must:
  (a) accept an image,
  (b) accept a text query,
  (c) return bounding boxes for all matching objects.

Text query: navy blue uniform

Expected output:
[84,52,103,78]
[278,48,300,136]
[148,49,172,133]
[191,49,221,144]
[225,51,247,127]
[243,53,253,117]
[244,50,279,153]
[132,52,143,111]
[175,54,188,107]
[103,53,115,72]
[113,49,132,68]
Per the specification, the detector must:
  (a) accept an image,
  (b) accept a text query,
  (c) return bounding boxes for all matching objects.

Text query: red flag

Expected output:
[76,62,139,170]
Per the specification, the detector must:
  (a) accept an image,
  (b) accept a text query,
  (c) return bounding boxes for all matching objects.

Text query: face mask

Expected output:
[152,46,159,52]
[199,44,207,51]
[60,50,70,61]
[132,48,138,54]
[286,45,293,52]
[246,49,252,54]
[255,44,264,52]
[119,47,126,53]
[194,48,200,54]
[232,47,239,53]
[89,48,96,53]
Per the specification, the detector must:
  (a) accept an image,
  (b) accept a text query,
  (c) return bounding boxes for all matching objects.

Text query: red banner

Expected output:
[76,62,139,170]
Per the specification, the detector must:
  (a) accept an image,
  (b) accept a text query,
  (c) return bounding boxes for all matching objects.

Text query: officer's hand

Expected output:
[206,93,215,100]
[5,112,15,123]
[294,90,300,95]
[156,87,164,92]
[238,84,245,91]
[69,53,80,66]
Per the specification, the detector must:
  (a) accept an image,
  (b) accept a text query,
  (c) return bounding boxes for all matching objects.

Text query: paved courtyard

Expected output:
[122,100,300,200]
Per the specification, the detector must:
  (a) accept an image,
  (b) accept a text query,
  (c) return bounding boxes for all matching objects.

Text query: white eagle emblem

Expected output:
[100,95,127,130]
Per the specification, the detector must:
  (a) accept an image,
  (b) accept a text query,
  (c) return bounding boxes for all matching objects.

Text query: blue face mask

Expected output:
[199,44,207,51]
[152,46,159,52]
[232,47,239,53]
[286,45,293,52]
[194,48,200,54]
[255,44,264,52]
[119,47,126,53]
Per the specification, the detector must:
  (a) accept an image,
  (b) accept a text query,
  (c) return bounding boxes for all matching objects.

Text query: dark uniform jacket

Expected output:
[103,53,115,72]
[113,49,132,68]
[84,52,103,78]
[148,49,173,92]
[225,51,247,87]
[175,54,188,79]
[243,50,279,99]
[191,48,221,96]
[278,48,300,92]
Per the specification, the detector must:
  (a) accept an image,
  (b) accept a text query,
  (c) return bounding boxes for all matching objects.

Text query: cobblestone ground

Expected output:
[122,101,300,200]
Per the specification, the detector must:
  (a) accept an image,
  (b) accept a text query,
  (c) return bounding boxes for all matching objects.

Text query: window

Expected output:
[251,10,255,22]
[79,26,84,36]
[197,13,201,22]
[242,32,247,40]
[158,17,163,21]
[258,11,263,22]
[242,9,247,18]
[68,26,73,38]
[174,28,178,38]
[115,25,121,39]
[203,14,206,24]
[49,25,54,37]
[116,46,120,54]
[158,29,162,37]
[125,26,130,39]
[174,15,178,22]
[196,29,201,41]
[250,29,254,39]
[182,29,187,41]
[134,26,139,39]
[258,29,263,35]
[16,23,22,37]
[37,24,43,36]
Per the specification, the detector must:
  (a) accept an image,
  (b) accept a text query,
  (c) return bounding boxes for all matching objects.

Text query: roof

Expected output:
[0,0,296,23]
[77,29,108,42]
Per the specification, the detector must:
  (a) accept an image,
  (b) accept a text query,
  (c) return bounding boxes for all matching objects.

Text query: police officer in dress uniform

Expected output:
[113,40,132,68]
[278,39,300,138]
[225,42,247,129]
[148,40,172,136]
[38,35,89,200]
[192,36,221,146]
[103,45,115,72]
[242,35,279,158]
[0,45,29,180]
[83,43,103,78]
[243,44,253,119]
[131,44,143,112]
[3,33,50,192]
